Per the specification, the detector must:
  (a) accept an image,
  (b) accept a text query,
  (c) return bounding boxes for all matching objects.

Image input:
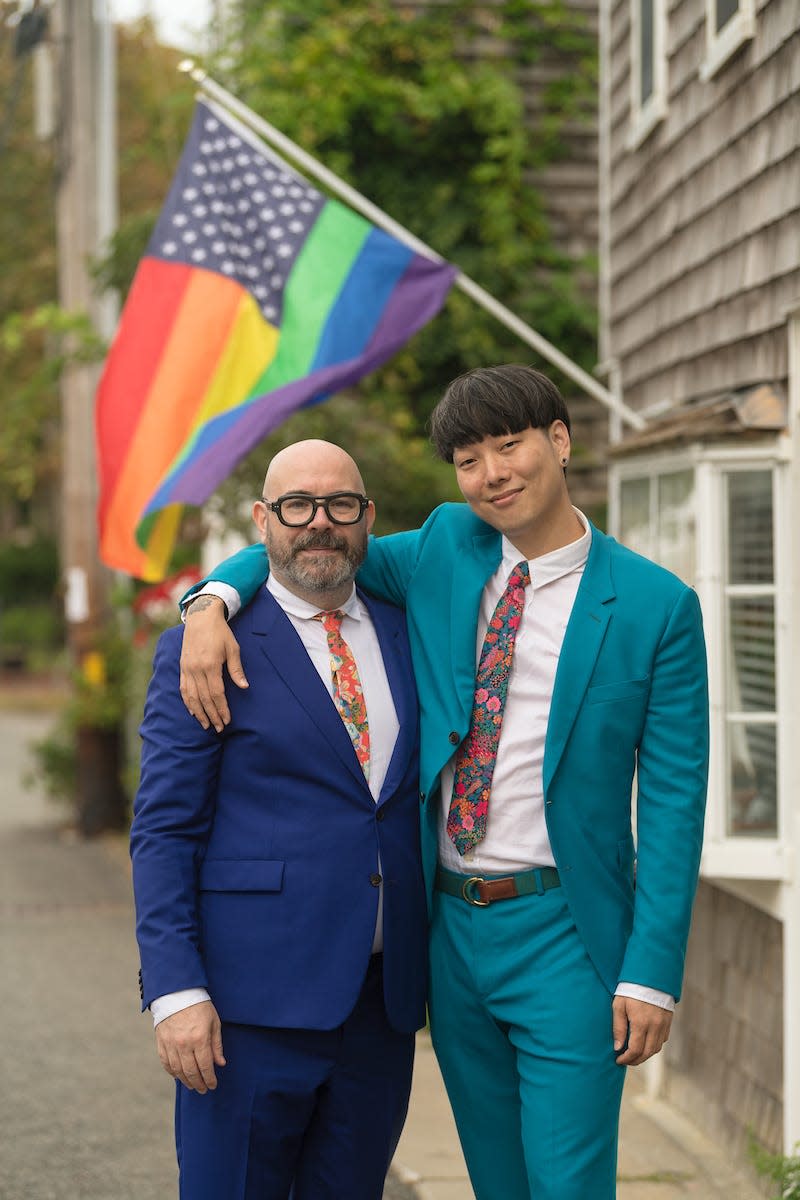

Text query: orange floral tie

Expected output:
[315,610,371,779]
[447,561,530,854]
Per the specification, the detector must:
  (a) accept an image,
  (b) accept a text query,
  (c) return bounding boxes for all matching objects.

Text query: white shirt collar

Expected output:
[266,573,361,621]
[501,507,591,587]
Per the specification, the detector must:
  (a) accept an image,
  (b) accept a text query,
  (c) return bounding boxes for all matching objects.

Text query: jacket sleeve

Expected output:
[130,628,223,1008]
[178,531,423,613]
[356,530,422,608]
[180,542,268,611]
[617,585,709,1000]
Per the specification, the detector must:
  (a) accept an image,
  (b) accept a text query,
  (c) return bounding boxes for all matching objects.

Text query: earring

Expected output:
[561,457,568,466]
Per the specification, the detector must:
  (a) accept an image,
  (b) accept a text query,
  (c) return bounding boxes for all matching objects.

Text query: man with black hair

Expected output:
[177,365,708,1200]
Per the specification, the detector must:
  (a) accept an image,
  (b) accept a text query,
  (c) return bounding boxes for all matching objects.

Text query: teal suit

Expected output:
[190,502,709,1198]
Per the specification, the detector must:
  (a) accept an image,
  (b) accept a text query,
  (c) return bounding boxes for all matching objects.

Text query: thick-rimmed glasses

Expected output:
[261,492,370,527]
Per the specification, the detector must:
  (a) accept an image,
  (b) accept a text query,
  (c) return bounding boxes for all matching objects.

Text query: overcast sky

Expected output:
[110,0,213,50]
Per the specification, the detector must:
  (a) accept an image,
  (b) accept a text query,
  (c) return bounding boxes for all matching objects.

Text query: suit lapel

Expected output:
[248,588,370,791]
[359,590,415,805]
[543,527,616,794]
[450,530,504,725]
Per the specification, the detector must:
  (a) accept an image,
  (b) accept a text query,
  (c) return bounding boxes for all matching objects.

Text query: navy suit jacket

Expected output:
[131,586,427,1035]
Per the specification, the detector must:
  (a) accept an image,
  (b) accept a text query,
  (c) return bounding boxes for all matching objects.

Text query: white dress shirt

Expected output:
[151,576,398,1026]
[437,510,673,1013]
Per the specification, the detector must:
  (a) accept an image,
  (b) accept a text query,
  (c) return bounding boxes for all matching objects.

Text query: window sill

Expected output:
[626,94,668,150]
[700,11,756,80]
[701,837,792,882]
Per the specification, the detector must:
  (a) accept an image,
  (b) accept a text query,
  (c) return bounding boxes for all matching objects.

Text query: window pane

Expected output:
[728,722,777,836]
[727,471,773,584]
[620,477,650,557]
[640,0,655,102]
[716,0,740,31]
[727,597,775,712]
[657,470,695,584]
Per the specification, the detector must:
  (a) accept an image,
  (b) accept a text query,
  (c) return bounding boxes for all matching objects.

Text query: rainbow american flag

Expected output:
[96,97,457,580]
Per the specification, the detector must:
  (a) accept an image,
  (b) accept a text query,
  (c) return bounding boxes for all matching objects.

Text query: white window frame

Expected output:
[700,451,790,885]
[627,0,668,148]
[609,448,699,576]
[700,0,756,80]
[610,440,791,905]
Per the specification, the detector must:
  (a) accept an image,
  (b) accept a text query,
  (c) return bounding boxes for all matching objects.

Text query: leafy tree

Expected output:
[2,0,599,564]
[0,13,193,533]
[205,0,598,540]
[97,18,195,296]
[227,0,597,402]
[0,1,58,530]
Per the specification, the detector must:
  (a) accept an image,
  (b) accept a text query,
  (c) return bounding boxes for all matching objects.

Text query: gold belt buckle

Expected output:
[462,876,489,906]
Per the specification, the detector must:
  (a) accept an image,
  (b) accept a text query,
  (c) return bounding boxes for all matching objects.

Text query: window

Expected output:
[723,470,777,837]
[619,467,695,583]
[613,449,788,881]
[700,0,755,79]
[628,0,667,147]
[716,0,740,28]
[640,0,656,101]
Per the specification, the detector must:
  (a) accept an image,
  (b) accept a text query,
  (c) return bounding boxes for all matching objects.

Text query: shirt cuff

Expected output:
[614,982,675,1012]
[150,988,211,1027]
[180,583,240,622]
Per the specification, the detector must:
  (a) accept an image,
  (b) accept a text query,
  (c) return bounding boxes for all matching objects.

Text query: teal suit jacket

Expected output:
[189,503,708,1003]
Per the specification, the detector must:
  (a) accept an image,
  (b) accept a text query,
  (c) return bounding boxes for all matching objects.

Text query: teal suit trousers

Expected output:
[429,884,624,1199]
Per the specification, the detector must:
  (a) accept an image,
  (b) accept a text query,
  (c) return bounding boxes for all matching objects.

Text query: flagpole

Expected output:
[178,60,645,432]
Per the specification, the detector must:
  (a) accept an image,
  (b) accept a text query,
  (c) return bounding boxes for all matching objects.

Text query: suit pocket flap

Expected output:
[585,677,650,705]
[199,859,285,892]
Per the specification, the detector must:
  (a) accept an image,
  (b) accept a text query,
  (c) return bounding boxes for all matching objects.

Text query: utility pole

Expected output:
[52,0,125,834]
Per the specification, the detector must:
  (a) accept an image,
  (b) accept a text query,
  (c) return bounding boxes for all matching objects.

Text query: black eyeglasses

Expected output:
[261,492,370,527]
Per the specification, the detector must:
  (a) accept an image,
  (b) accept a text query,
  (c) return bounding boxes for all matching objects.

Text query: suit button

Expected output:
[370,873,382,887]
[419,791,426,804]
[448,731,460,745]
[376,809,385,822]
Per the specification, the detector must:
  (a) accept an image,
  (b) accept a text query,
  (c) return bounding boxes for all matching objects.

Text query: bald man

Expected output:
[130,441,427,1200]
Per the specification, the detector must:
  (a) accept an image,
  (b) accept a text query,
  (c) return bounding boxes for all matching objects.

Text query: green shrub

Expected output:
[25,623,133,813]
[0,538,59,605]
[749,1135,800,1199]
[0,601,63,668]
[26,722,76,806]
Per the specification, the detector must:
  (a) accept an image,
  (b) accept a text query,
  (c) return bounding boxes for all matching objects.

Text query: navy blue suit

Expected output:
[131,586,427,1199]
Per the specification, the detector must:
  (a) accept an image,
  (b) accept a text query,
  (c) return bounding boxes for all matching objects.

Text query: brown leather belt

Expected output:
[435,865,561,907]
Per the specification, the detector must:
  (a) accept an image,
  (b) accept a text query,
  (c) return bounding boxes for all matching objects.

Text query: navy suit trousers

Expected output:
[174,956,414,1200]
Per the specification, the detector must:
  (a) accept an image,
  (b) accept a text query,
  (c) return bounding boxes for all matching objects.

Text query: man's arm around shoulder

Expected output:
[178,527,426,729]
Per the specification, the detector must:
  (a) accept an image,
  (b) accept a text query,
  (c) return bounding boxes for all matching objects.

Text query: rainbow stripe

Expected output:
[96,99,456,580]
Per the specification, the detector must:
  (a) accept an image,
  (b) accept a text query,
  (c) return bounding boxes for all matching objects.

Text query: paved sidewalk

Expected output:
[393,1032,764,1200]
[1,700,764,1199]
[0,703,415,1200]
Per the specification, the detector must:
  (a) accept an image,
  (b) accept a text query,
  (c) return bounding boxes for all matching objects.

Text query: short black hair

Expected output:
[429,364,571,462]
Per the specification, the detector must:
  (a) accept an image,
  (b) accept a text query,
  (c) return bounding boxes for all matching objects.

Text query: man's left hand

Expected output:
[612,994,673,1066]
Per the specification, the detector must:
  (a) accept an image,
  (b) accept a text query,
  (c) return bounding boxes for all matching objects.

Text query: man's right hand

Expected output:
[180,595,249,731]
[155,1000,226,1094]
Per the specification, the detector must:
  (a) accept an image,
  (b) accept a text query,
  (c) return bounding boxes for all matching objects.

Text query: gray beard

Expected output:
[266,527,367,596]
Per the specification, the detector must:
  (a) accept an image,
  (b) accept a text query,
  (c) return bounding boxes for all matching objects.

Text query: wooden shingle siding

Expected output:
[606,0,799,411]
[471,9,601,267]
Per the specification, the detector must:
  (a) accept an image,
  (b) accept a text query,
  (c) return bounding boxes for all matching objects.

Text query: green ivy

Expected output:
[749,1135,800,1199]
[0,306,105,505]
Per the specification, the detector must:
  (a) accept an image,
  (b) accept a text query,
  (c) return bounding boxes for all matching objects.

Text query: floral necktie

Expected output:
[314,610,371,780]
[447,560,531,855]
